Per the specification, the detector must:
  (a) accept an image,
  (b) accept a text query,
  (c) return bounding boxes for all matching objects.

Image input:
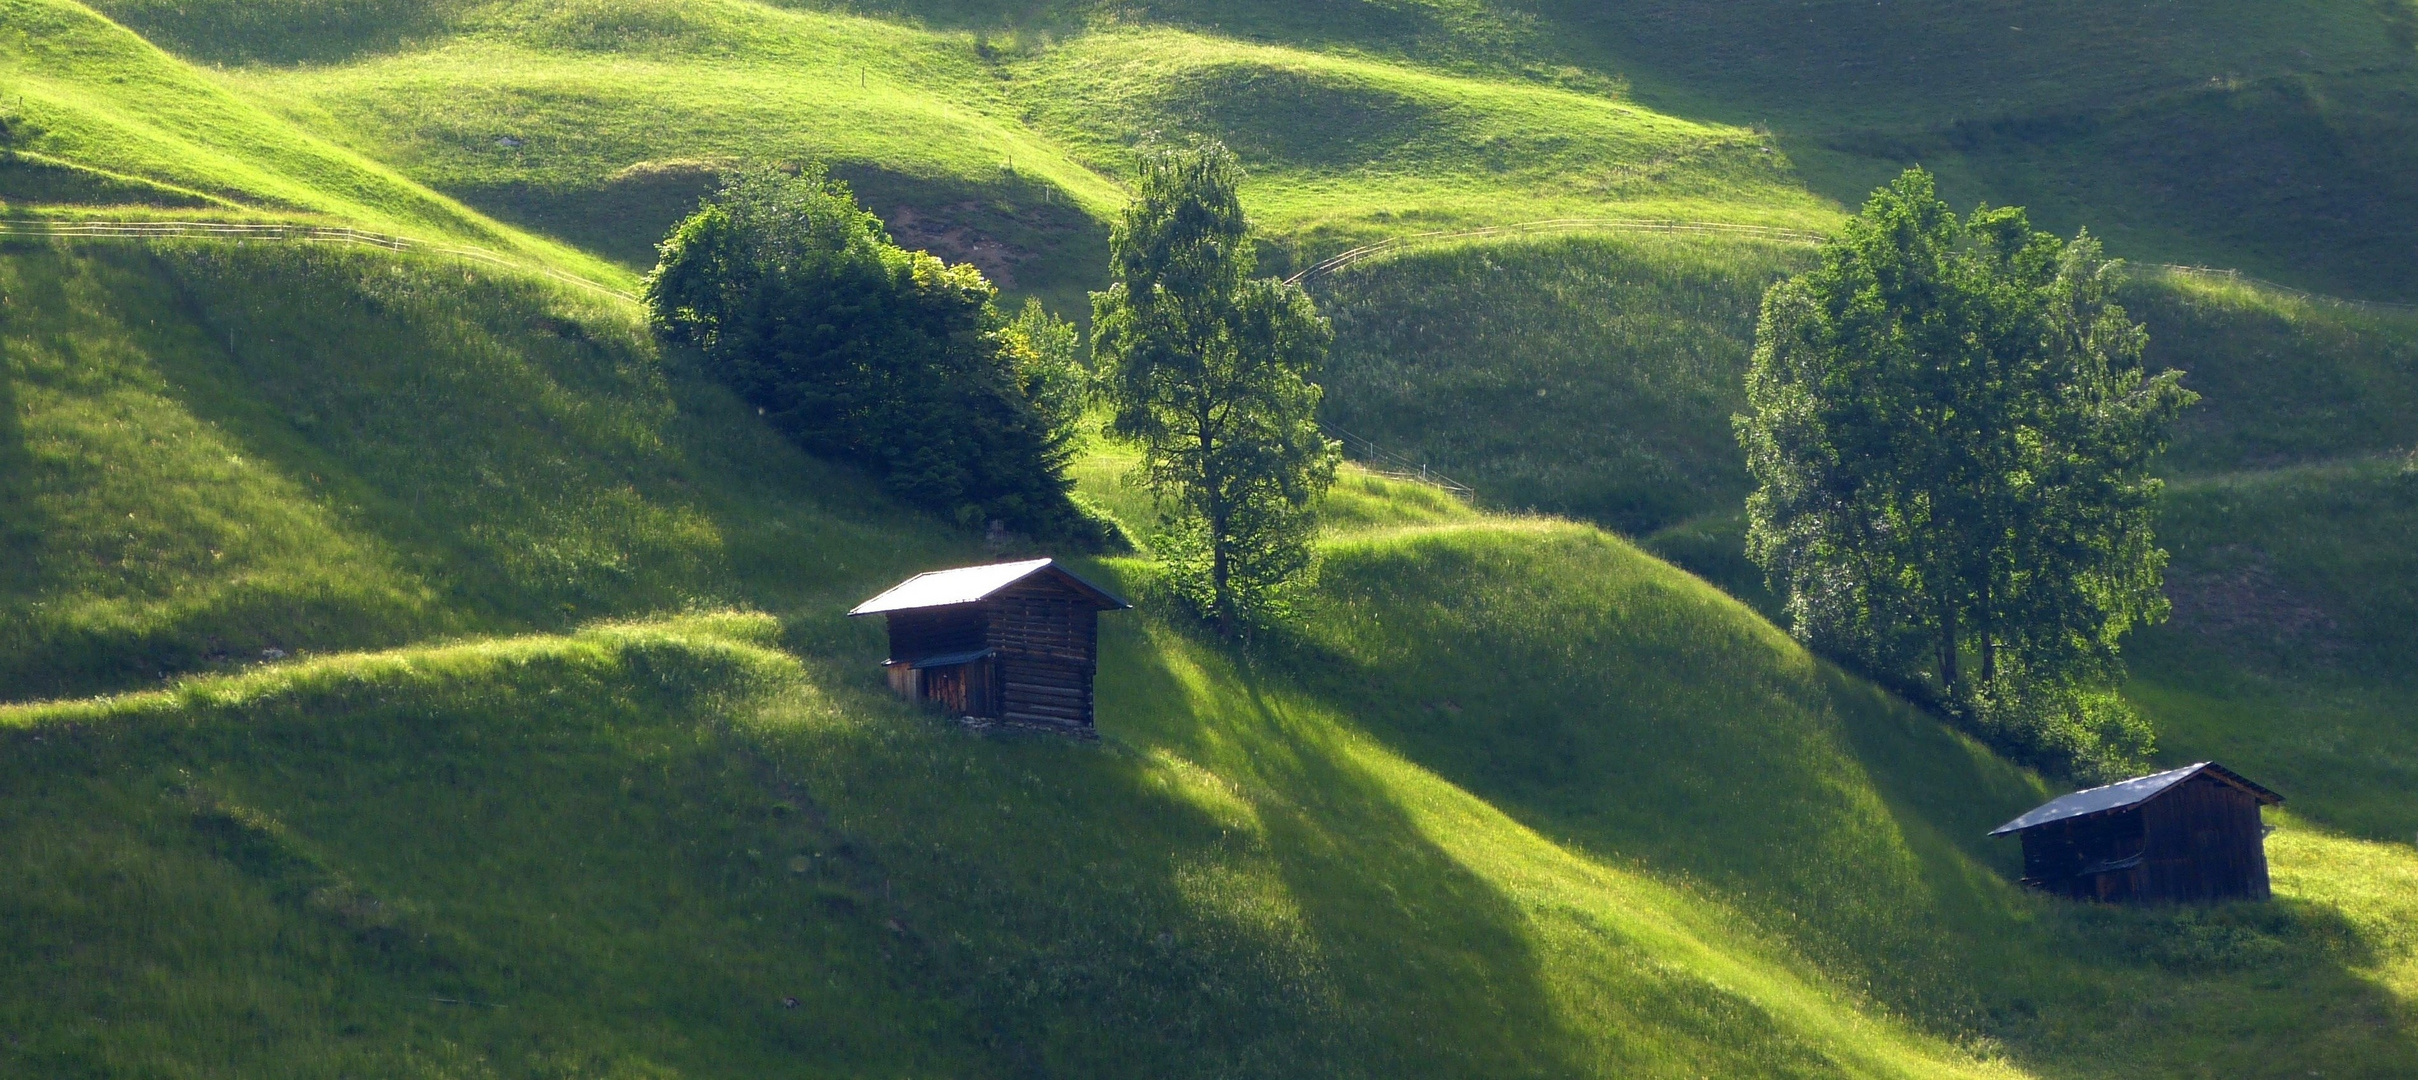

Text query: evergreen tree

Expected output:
[1736,168,2195,777]
[645,165,1079,537]
[1092,142,1339,636]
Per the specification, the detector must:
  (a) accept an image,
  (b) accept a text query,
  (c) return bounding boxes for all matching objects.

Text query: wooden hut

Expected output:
[1989,762,2283,904]
[849,558,1130,732]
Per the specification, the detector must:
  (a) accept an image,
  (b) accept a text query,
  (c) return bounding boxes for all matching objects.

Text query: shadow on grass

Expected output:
[1261,524,2418,1075]
[83,0,477,67]
[1086,612,1604,1078]
[0,239,978,699]
[0,326,39,616]
[0,636,1000,1077]
[447,162,1111,316]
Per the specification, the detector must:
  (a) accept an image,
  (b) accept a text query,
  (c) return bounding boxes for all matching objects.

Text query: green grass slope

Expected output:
[26,0,2418,303]
[2128,460,2418,843]
[3,237,2415,1078]
[0,0,619,285]
[10,0,1831,308]
[1311,230,1813,534]
[0,238,956,699]
[0,606,2028,1080]
[769,0,2418,300]
[1307,234,2418,525]
[1299,230,2418,857]
[222,0,1827,292]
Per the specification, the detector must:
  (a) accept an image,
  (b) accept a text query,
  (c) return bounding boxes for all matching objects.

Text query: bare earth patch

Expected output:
[2165,545,2339,658]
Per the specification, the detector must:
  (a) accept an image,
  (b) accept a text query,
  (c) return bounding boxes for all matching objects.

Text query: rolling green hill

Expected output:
[0,0,621,286]
[3,1,2416,1075]
[6,239,2415,1079]
[16,0,2418,300]
[1290,228,2418,851]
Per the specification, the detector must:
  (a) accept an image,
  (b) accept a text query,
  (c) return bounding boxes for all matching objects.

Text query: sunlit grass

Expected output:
[0,234,2413,1076]
[1,0,625,285]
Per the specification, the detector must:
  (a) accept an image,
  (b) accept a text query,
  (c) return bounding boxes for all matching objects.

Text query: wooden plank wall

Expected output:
[921,658,999,719]
[2018,775,2273,904]
[2140,777,2271,902]
[984,580,1100,729]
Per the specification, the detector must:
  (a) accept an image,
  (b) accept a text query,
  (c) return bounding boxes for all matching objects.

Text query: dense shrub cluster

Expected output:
[645,166,1097,541]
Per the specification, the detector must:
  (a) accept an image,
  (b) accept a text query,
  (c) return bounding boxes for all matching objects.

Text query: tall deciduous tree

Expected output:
[1737,168,2195,776]
[1092,142,1338,636]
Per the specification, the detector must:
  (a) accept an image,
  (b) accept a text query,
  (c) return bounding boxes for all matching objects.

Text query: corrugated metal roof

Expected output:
[1988,762,2281,836]
[848,558,1131,616]
[905,649,994,670]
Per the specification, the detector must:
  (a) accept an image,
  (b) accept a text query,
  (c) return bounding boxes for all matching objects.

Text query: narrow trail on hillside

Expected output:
[1285,218,2418,316]
[0,219,637,301]
[1284,218,1830,285]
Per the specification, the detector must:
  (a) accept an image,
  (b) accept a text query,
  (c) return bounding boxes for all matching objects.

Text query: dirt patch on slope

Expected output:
[2165,546,2340,657]
[882,203,1034,290]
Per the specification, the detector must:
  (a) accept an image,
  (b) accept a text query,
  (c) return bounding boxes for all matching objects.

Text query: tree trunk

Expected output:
[1211,526,1234,639]
[1939,601,1961,700]
[1980,581,1995,686]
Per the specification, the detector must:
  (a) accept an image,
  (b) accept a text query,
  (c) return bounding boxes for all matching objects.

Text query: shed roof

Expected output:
[848,558,1131,616]
[1988,762,2281,837]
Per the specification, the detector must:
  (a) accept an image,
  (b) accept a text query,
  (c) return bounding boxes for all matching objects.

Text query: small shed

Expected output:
[1989,762,2283,904]
[848,558,1130,732]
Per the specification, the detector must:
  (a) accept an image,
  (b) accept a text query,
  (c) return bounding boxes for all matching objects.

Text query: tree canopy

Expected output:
[645,165,1084,538]
[1092,141,1338,636]
[1737,169,2196,778]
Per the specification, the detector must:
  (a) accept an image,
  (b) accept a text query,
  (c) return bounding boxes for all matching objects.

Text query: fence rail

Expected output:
[0,218,636,301]
[1324,423,1475,500]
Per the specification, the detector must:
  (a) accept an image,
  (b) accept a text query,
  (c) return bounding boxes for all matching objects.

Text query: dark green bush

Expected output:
[645,165,1085,539]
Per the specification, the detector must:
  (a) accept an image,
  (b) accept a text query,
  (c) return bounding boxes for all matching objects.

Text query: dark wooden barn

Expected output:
[1989,762,2283,904]
[849,558,1130,732]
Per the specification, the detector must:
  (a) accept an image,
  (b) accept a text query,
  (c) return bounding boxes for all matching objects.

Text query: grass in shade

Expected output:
[2,239,2413,1077]
[3,1,2417,1071]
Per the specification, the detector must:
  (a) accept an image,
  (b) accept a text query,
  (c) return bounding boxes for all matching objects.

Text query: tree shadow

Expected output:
[1073,611,1870,1076]
[1270,527,2418,1074]
[0,239,972,699]
[0,314,42,617]
[84,0,476,67]
[813,0,1450,57]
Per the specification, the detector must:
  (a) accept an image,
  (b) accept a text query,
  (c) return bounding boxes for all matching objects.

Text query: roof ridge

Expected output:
[1987,761,2279,837]
[848,558,1131,616]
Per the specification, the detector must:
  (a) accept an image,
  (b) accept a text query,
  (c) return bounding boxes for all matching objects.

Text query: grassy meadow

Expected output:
[0,0,2414,1075]
[0,240,2413,1078]
[0,239,961,699]
[1310,230,1814,534]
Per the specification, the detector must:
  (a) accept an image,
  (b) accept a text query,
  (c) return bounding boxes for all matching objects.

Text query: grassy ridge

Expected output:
[2128,460,2418,843]
[2,239,2410,1077]
[1310,233,2418,530]
[4,241,2398,1077]
[1,0,2412,1068]
[4,521,2414,1078]
[0,0,619,285]
[1311,230,1812,533]
[23,0,2418,302]
[784,0,2418,298]
[230,3,1828,274]
[33,0,2418,304]
[11,0,1833,303]
[1302,229,2418,861]
[0,239,957,699]
[0,596,2030,1077]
